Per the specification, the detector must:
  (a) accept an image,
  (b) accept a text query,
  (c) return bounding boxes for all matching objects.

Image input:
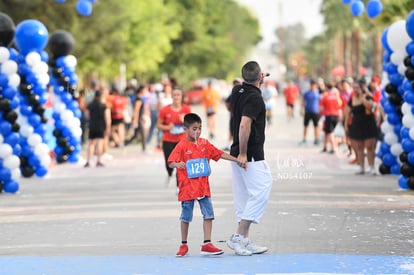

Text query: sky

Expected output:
[237,0,324,48]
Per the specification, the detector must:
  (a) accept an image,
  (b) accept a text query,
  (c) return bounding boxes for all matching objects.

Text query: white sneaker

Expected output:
[245,239,268,254]
[226,235,252,256]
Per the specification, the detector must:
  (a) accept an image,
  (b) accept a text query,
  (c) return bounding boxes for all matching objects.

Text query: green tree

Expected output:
[0,0,260,87]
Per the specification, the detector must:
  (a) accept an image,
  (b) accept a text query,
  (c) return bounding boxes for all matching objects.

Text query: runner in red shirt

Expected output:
[319,82,342,154]
[283,79,300,121]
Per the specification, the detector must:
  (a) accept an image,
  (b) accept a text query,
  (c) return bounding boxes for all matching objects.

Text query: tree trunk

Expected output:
[372,32,382,77]
[351,30,362,78]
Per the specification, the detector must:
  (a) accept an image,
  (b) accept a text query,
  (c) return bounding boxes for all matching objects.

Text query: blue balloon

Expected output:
[383,101,396,114]
[8,48,18,61]
[391,163,401,175]
[28,155,41,167]
[382,28,391,51]
[68,153,79,163]
[398,175,408,189]
[28,113,41,126]
[14,20,49,55]
[4,132,19,147]
[383,153,397,166]
[404,90,414,104]
[385,63,398,75]
[2,87,17,100]
[342,0,352,3]
[0,121,12,136]
[76,0,93,16]
[9,96,19,109]
[366,0,383,18]
[3,180,19,193]
[0,73,8,88]
[401,127,410,139]
[0,167,11,182]
[406,10,414,41]
[20,104,33,116]
[402,138,414,152]
[55,0,66,2]
[35,165,48,177]
[380,142,391,154]
[408,151,414,165]
[389,73,404,86]
[387,112,401,125]
[406,41,414,56]
[12,144,21,155]
[350,0,365,16]
[394,123,403,135]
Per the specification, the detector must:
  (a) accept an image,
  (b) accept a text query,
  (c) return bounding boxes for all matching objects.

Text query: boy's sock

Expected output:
[181,241,187,244]
[203,240,211,243]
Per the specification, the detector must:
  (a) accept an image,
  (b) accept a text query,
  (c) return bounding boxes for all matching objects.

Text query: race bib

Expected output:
[186,158,211,179]
[169,125,184,135]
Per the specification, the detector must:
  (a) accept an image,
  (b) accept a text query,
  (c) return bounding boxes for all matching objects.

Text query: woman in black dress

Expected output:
[344,81,378,175]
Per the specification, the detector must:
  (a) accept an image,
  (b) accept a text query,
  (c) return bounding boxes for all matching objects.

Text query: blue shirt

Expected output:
[303,89,321,113]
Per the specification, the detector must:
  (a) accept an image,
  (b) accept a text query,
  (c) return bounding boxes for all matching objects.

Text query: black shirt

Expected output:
[230,83,266,161]
[87,100,107,132]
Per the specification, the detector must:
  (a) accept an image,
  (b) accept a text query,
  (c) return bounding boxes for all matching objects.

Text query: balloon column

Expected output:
[342,0,383,18]
[377,16,414,190]
[48,30,82,164]
[55,0,98,17]
[0,13,21,193]
[14,20,51,179]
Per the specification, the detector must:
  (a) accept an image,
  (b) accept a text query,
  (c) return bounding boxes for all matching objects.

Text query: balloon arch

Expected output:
[0,13,81,193]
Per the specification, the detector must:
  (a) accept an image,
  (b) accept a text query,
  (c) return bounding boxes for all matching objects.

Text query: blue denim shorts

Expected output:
[180,196,215,223]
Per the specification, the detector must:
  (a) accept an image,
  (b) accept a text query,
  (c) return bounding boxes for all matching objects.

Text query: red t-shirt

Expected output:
[158,104,191,142]
[320,92,341,116]
[110,95,127,120]
[168,138,223,201]
[283,86,299,105]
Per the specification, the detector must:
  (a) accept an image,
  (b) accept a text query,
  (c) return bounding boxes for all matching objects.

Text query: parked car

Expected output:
[184,85,203,105]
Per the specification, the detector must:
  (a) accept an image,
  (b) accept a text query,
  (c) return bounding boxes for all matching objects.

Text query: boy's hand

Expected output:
[174,161,186,169]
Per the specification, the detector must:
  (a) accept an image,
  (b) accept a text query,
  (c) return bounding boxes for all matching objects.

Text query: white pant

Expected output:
[231,160,273,224]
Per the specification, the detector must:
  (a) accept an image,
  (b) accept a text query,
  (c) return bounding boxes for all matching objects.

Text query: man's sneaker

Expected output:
[245,239,268,254]
[226,235,252,256]
[200,242,224,255]
[176,244,188,257]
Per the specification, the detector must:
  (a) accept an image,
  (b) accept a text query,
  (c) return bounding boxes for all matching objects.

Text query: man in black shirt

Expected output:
[227,61,273,256]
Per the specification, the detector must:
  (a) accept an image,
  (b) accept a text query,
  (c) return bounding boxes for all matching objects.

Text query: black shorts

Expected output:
[323,116,339,134]
[304,111,319,127]
[89,129,105,139]
[111,118,124,126]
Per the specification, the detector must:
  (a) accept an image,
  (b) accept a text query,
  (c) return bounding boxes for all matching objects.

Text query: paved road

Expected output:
[0,97,414,274]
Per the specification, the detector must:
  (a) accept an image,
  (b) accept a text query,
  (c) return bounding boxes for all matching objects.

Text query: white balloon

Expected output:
[38,73,50,86]
[398,63,407,75]
[11,167,20,179]
[0,47,10,63]
[390,143,403,156]
[387,20,412,53]
[19,124,34,137]
[1,60,17,75]
[72,127,82,138]
[0,143,13,158]
[32,62,48,74]
[384,132,399,145]
[27,133,42,147]
[40,155,51,167]
[34,143,50,156]
[8,73,20,88]
[3,155,20,170]
[61,109,74,122]
[65,55,77,67]
[381,120,394,133]
[403,113,414,128]
[25,51,41,67]
[54,102,66,114]
[402,102,412,115]
[391,51,405,65]
[0,135,3,143]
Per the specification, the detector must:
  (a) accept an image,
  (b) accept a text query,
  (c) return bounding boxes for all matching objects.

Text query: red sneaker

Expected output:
[176,244,188,257]
[200,242,224,255]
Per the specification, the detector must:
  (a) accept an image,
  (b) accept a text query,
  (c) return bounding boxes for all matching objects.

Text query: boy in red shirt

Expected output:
[168,113,243,257]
